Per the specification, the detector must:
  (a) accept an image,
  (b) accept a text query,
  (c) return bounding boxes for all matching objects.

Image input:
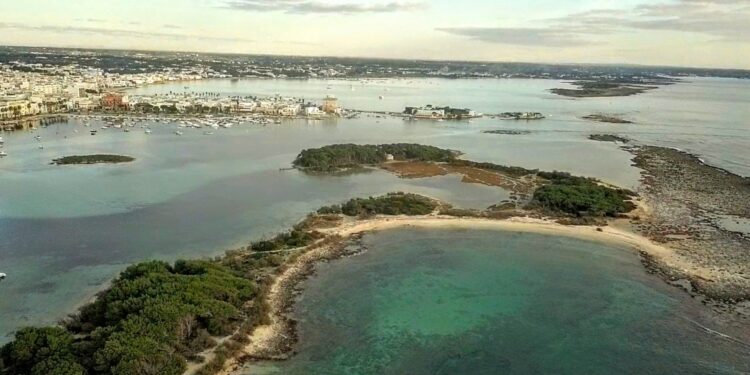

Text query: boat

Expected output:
[174,130,183,136]
[0,136,4,144]
[144,129,152,134]
[379,95,384,100]
[34,135,42,141]
[203,131,214,135]
[0,272,6,281]
[0,151,7,157]
[90,130,97,135]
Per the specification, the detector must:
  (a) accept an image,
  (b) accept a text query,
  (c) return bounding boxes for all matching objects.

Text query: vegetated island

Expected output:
[482,129,532,135]
[589,134,631,143]
[551,80,664,98]
[582,114,634,124]
[2,142,749,375]
[52,154,135,165]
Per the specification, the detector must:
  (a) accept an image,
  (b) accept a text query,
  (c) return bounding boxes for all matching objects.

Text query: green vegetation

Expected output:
[588,134,631,143]
[293,143,456,172]
[530,172,636,217]
[52,154,135,165]
[250,229,317,252]
[318,192,437,217]
[1,260,258,375]
[448,159,537,178]
[0,327,85,375]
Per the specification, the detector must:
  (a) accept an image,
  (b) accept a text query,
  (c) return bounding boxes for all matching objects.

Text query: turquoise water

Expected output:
[246,229,750,375]
[0,77,748,343]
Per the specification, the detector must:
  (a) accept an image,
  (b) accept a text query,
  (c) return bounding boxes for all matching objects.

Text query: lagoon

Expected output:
[246,228,750,375]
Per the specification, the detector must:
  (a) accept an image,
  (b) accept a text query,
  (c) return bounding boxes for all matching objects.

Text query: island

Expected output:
[551,80,662,98]
[582,114,634,124]
[2,142,749,375]
[482,129,532,135]
[51,154,135,165]
[588,134,631,143]
[403,106,482,120]
[496,112,545,120]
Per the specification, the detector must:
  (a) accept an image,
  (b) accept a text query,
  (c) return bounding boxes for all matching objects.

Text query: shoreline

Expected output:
[217,212,710,374]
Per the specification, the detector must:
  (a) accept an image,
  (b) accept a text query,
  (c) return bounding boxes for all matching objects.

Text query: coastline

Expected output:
[216,212,708,374]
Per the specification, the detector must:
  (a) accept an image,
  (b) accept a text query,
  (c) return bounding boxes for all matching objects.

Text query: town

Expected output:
[0,61,345,128]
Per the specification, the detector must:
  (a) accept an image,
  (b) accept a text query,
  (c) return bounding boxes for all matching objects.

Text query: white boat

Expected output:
[0,136,4,144]
[0,151,7,157]
[0,272,6,281]
[144,129,152,134]
[174,130,183,136]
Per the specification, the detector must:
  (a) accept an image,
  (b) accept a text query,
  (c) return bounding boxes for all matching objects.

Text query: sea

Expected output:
[0,78,748,363]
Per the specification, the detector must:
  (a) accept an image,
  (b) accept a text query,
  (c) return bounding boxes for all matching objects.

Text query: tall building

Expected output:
[322,95,340,114]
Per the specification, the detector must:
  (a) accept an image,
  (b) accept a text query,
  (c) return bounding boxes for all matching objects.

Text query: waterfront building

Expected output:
[322,95,341,114]
[101,93,126,110]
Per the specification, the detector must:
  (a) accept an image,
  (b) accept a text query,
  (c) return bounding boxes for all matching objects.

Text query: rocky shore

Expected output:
[629,145,750,304]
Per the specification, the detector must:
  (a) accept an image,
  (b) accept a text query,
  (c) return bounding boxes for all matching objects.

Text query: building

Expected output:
[322,95,340,114]
[304,105,323,116]
[277,104,301,117]
[405,105,445,119]
[101,93,126,110]
[404,105,481,120]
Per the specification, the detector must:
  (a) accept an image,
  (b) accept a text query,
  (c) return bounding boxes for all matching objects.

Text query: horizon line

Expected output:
[1,43,749,73]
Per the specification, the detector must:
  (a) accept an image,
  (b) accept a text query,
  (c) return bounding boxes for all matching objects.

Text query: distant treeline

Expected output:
[3,46,749,79]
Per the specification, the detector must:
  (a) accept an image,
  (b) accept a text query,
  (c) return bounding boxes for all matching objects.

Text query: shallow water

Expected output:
[245,229,750,375]
[0,77,748,342]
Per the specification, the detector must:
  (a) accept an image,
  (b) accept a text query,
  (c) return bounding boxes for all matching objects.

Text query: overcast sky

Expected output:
[0,0,748,69]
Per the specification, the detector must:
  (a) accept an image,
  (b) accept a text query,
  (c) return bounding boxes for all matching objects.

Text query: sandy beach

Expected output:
[212,211,723,374]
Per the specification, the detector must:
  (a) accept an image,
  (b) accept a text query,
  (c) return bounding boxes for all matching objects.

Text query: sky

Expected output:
[0,0,748,69]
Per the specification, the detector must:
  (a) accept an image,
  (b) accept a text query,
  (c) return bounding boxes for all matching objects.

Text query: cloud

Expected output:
[437,27,594,47]
[75,18,105,23]
[224,0,423,14]
[0,22,254,43]
[438,0,750,47]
